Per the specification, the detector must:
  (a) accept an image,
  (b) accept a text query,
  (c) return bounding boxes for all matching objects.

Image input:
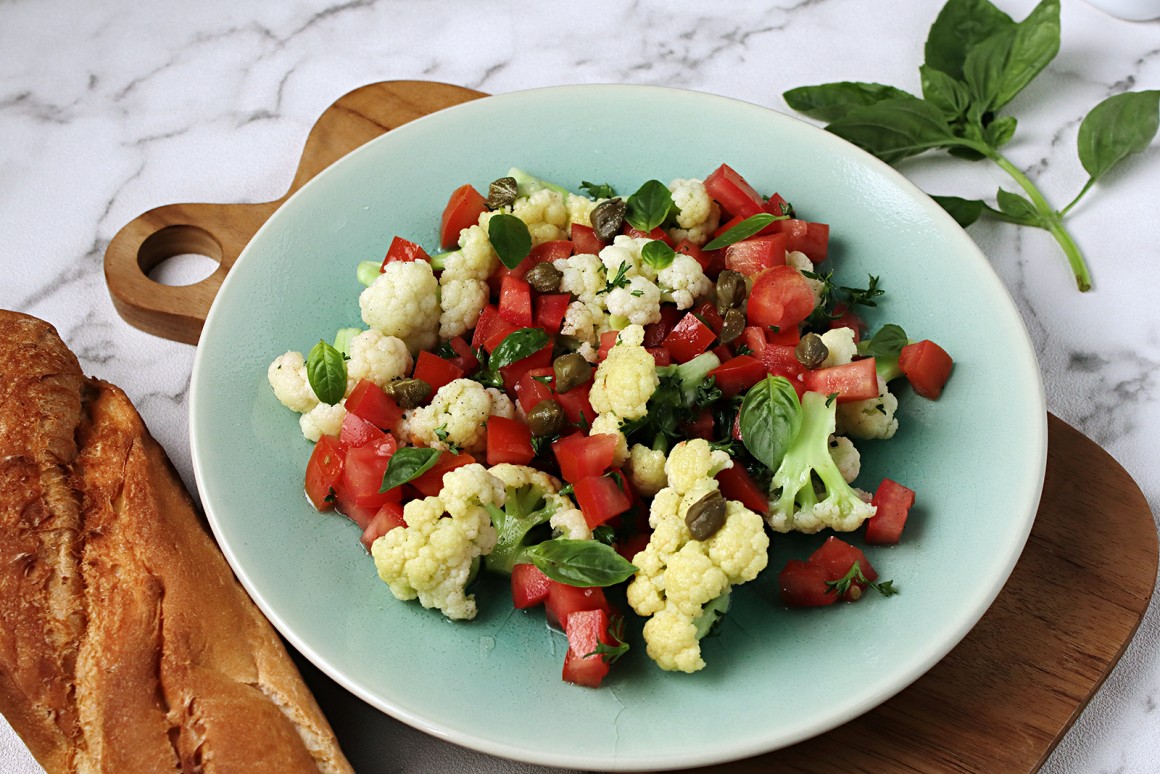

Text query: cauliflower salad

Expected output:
[268,165,954,687]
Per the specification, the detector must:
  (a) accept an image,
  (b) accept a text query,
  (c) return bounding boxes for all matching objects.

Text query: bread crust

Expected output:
[0,311,352,773]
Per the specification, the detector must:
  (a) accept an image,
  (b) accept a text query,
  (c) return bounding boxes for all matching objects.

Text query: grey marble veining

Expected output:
[3,0,1159,772]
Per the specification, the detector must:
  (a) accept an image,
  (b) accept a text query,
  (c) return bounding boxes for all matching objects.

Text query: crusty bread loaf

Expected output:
[0,311,353,773]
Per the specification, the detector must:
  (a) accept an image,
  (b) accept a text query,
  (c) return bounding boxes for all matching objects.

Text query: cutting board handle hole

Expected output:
[139,225,222,287]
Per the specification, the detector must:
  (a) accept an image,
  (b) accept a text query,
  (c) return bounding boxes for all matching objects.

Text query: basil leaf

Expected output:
[783,82,915,123]
[306,340,347,405]
[702,213,781,250]
[995,188,1043,226]
[488,213,532,270]
[924,0,1014,82]
[379,447,442,492]
[857,323,909,359]
[826,96,962,163]
[932,194,984,228]
[983,115,1018,149]
[963,0,1059,114]
[625,179,674,232]
[489,328,549,371]
[919,65,971,121]
[738,376,802,472]
[523,539,638,588]
[1077,90,1160,185]
[580,180,617,199]
[641,239,676,271]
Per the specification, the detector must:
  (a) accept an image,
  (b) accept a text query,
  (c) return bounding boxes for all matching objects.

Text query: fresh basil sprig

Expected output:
[641,240,676,272]
[489,328,549,371]
[379,447,442,492]
[783,0,1160,292]
[738,376,802,472]
[523,538,638,588]
[306,340,347,405]
[857,323,909,359]
[625,179,674,232]
[488,213,532,270]
[702,213,784,250]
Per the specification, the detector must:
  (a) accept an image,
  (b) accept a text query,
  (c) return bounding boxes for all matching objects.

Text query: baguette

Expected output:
[0,311,353,773]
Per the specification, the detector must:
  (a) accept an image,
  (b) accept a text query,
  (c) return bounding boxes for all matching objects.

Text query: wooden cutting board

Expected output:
[104,80,1158,773]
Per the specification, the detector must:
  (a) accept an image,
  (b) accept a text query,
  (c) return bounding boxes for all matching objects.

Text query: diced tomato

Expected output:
[562,609,615,688]
[596,330,619,362]
[412,350,465,396]
[381,235,429,267]
[866,479,916,545]
[747,265,816,331]
[556,382,595,427]
[676,238,725,278]
[802,358,879,403]
[616,531,652,563]
[304,435,345,511]
[694,302,725,334]
[623,224,673,246]
[663,313,717,363]
[498,276,534,328]
[570,224,606,255]
[765,217,808,244]
[552,433,618,484]
[515,367,557,414]
[545,581,610,629]
[797,222,829,262]
[484,322,522,355]
[337,435,401,514]
[828,303,865,343]
[535,293,571,333]
[573,474,632,529]
[766,324,802,346]
[339,411,388,449]
[779,560,838,607]
[810,536,878,601]
[899,340,954,400]
[724,234,788,277]
[511,563,552,609]
[360,501,406,551]
[709,354,765,397]
[682,409,715,440]
[705,163,765,218]
[529,239,574,264]
[410,451,476,497]
[760,343,805,380]
[646,347,672,367]
[487,415,535,466]
[471,305,515,352]
[715,464,769,514]
[499,341,554,391]
[739,326,768,358]
[440,184,488,249]
[763,193,792,217]
[345,379,403,431]
[643,305,683,348]
[445,335,480,374]
[715,211,782,241]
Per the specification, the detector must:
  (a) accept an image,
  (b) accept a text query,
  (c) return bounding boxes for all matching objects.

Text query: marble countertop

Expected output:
[2,0,1157,771]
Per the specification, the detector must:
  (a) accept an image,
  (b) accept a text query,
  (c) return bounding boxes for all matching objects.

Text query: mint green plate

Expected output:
[190,85,1045,771]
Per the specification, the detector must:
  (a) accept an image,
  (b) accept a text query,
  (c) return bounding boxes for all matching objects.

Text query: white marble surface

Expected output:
[2,0,1157,771]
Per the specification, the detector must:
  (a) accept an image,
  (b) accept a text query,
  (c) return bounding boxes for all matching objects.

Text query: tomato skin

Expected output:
[643,305,683,348]
[829,303,866,343]
[724,233,788,277]
[810,536,878,601]
[779,560,838,607]
[381,235,430,267]
[445,335,480,374]
[899,340,953,399]
[410,451,475,497]
[663,313,717,363]
[412,351,465,396]
[647,347,672,367]
[747,265,816,332]
[511,563,552,609]
[694,302,725,334]
[622,224,673,246]
[535,293,571,333]
[705,163,765,218]
[515,367,557,414]
[304,435,345,511]
[715,464,769,514]
[487,415,535,466]
[499,341,554,392]
[570,224,606,255]
[682,409,715,440]
[440,184,488,249]
[546,582,610,630]
[562,608,615,688]
[471,305,505,351]
[709,354,765,397]
[552,434,617,484]
[555,381,595,428]
[360,501,406,551]
[802,358,879,403]
[573,474,632,529]
[865,478,916,545]
[345,379,403,431]
[597,330,620,361]
[759,343,806,380]
[498,276,534,328]
[337,435,401,515]
[339,411,388,449]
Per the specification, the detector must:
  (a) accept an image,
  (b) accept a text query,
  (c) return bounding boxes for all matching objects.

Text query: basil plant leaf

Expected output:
[857,323,909,359]
[983,115,1018,149]
[524,539,638,588]
[1077,90,1160,185]
[702,213,781,250]
[625,179,674,232]
[488,213,532,270]
[738,376,803,473]
[306,340,347,405]
[641,239,676,271]
[995,188,1043,226]
[964,0,1060,115]
[782,82,915,123]
[826,96,961,164]
[924,0,1014,82]
[489,328,549,371]
[932,194,984,228]
[919,64,971,121]
[380,447,442,492]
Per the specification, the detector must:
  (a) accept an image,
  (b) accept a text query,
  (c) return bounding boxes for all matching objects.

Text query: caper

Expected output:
[715,270,747,316]
[487,176,518,210]
[383,378,431,409]
[685,490,727,541]
[719,308,746,345]
[590,198,627,243]
[795,333,829,370]
[526,399,565,438]
[525,261,563,293]
[553,352,592,394]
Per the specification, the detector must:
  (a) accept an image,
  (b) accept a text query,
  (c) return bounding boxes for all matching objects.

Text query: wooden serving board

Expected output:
[104,81,1158,773]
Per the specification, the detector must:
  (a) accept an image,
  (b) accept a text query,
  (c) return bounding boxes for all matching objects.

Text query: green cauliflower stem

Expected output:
[484,484,559,575]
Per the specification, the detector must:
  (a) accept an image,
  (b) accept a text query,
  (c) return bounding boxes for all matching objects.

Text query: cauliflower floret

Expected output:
[360,260,441,355]
[512,188,569,246]
[666,178,721,246]
[267,351,318,413]
[346,330,412,389]
[786,251,826,305]
[450,224,499,280]
[439,277,489,339]
[553,253,606,305]
[664,439,733,496]
[559,300,608,345]
[588,325,659,420]
[819,326,858,368]
[409,379,515,454]
[626,443,667,497]
[371,464,501,620]
[550,508,592,540]
[599,235,654,281]
[565,193,600,231]
[837,375,899,440]
[657,252,712,310]
[299,401,346,442]
[576,341,598,363]
[589,412,629,467]
[829,435,861,484]
[605,275,662,327]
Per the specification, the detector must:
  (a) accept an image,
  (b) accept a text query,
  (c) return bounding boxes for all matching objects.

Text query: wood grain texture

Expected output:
[102,81,1158,772]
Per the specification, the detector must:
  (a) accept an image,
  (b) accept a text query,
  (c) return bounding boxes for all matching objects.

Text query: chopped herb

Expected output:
[580,180,617,199]
[826,562,898,599]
